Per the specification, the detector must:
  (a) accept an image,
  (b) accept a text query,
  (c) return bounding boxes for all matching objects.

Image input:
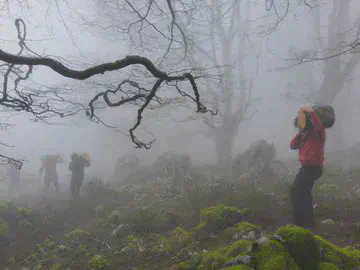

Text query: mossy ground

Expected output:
[2,162,360,270]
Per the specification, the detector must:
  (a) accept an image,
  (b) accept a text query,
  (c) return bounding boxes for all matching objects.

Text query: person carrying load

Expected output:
[290,105,335,229]
[39,154,64,194]
[69,152,91,199]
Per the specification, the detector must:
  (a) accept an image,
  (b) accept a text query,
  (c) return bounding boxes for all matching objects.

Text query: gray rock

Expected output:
[111,224,125,237]
[321,218,335,225]
[257,236,270,245]
[242,231,257,241]
[224,255,252,267]
[271,234,285,244]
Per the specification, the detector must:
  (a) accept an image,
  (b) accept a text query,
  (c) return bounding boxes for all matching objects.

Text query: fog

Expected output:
[3,1,360,268]
[0,0,360,184]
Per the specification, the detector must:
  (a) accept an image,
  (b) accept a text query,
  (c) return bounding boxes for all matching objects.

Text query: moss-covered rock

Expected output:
[18,219,32,228]
[160,227,194,253]
[198,250,226,270]
[318,262,339,270]
[173,260,194,270]
[200,205,245,224]
[275,225,319,270]
[222,222,260,242]
[314,183,340,199]
[125,207,168,234]
[225,240,252,258]
[0,217,9,236]
[220,266,254,270]
[88,254,110,269]
[65,228,90,240]
[253,239,299,270]
[16,206,32,217]
[172,255,202,270]
[315,235,360,269]
[314,202,336,218]
[194,205,248,240]
[50,263,62,270]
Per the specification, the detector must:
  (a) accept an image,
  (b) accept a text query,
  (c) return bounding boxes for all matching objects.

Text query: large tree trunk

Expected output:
[211,115,238,180]
[214,130,235,168]
[325,82,352,152]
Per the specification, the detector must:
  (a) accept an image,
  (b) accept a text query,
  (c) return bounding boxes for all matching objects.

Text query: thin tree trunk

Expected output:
[213,128,236,181]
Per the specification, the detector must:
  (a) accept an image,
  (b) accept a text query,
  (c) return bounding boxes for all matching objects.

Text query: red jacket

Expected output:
[290,111,326,166]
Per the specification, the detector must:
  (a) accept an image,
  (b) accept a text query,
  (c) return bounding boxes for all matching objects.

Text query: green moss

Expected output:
[0,218,9,236]
[201,209,225,224]
[173,261,193,270]
[198,250,226,270]
[154,228,198,261]
[193,205,247,236]
[225,240,252,258]
[18,219,32,228]
[166,227,193,252]
[0,201,10,212]
[200,204,241,224]
[220,266,254,270]
[347,247,360,261]
[40,238,56,249]
[96,217,111,228]
[264,254,287,269]
[173,255,202,270]
[314,202,336,217]
[222,222,260,241]
[276,225,319,270]
[65,228,89,240]
[88,254,110,269]
[315,235,359,269]
[127,234,140,250]
[314,183,338,197]
[17,206,32,216]
[79,244,87,253]
[318,262,339,270]
[50,263,62,270]
[194,222,206,230]
[231,222,260,234]
[253,239,299,270]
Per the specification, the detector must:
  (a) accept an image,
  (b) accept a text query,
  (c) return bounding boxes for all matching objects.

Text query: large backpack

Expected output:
[312,105,335,128]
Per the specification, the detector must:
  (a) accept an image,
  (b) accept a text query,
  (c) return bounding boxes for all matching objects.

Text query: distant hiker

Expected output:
[69,152,90,199]
[39,154,64,194]
[0,233,10,264]
[5,163,20,199]
[290,105,333,229]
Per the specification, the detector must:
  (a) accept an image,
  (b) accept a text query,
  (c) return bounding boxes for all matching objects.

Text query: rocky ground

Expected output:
[1,150,360,269]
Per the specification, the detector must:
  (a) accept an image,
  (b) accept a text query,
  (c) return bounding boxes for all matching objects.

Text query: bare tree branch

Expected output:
[0,18,216,150]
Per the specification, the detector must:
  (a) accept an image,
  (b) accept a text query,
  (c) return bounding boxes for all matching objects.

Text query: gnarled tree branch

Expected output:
[0,18,216,149]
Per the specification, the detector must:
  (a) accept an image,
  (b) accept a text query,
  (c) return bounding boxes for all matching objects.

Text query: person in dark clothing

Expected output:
[69,153,90,199]
[39,154,63,194]
[0,233,10,265]
[290,106,326,229]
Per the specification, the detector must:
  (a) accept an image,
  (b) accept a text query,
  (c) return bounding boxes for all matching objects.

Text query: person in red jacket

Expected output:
[290,106,326,228]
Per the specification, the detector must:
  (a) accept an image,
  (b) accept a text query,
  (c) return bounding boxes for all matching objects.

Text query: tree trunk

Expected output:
[212,123,237,181]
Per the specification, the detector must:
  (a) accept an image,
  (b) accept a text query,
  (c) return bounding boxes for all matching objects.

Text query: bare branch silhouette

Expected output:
[0,18,216,151]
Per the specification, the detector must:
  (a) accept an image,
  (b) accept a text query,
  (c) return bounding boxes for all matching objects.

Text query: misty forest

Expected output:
[1,0,360,269]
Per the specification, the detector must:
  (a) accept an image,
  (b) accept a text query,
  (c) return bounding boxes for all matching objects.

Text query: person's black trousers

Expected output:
[290,166,323,228]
